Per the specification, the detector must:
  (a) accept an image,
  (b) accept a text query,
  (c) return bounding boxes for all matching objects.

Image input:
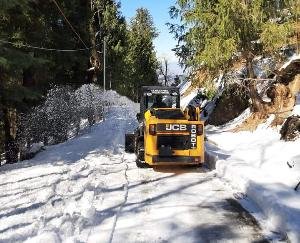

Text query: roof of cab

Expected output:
[141,86,179,92]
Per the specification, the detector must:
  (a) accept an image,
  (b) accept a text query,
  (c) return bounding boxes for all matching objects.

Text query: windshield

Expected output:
[146,94,178,109]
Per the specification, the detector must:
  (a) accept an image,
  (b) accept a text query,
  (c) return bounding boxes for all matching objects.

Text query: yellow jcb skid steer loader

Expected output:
[125,86,205,167]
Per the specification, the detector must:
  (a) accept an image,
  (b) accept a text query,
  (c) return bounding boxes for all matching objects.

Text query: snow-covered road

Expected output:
[110,160,268,243]
[0,100,267,242]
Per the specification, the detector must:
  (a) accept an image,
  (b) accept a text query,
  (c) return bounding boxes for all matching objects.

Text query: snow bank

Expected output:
[180,89,199,109]
[279,54,300,71]
[206,116,300,241]
[178,80,192,95]
[204,55,300,241]
[0,93,139,243]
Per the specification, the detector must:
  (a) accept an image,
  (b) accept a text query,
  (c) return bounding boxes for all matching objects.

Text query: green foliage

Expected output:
[170,0,297,76]
[1,85,41,109]
[91,0,129,88]
[0,0,160,162]
[0,0,91,162]
[125,8,159,100]
[198,37,237,70]
[0,0,90,90]
[203,83,217,100]
[0,0,30,13]
[261,22,292,53]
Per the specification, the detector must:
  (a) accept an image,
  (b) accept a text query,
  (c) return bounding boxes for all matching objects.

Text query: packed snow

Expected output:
[0,90,270,242]
[178,80,192,95]
[279,54,300,71]
[0,94,137,243]
[206,100,300,242]
[180,89,199,109]
[183,53,300,241]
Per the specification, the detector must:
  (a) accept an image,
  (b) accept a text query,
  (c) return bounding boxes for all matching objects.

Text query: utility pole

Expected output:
[103,38,106,91]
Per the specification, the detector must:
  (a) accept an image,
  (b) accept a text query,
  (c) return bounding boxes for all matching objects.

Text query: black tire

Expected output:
[136,141,150,168]
[136,159,146,168]
[125,133,135,153]
[136,159,151,168]
[136,140,145,161]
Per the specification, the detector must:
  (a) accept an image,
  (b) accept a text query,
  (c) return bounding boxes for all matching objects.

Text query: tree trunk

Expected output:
[3,107,19,163]
[23,67,35,88]
[164,75,167,86]
[1,68,19,163]
[0,68,4,165]
[89,1,101,83]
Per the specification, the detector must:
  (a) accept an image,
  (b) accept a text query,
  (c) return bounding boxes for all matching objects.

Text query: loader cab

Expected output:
[138,86,180,121]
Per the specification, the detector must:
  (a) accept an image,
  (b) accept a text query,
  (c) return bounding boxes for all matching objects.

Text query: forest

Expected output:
[0,0,299,164]
[0,0,158,164]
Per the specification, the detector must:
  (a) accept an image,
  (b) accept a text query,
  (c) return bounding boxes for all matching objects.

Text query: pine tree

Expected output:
[0,0,44,162]
[0,1,160,162]
[170,0,298,111]
[126,8,159,101]
[89,0,128,90]
[0,0,91,162]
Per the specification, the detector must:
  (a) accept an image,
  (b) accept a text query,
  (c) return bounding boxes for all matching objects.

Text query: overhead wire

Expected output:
[0,1,97,53]
[51,0,88,49]
[0,39,99,52]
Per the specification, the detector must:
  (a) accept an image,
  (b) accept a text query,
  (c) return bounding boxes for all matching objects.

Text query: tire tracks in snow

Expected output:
[108,154,130,243]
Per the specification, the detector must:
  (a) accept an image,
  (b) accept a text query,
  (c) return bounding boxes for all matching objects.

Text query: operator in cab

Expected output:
[151,95,168,108]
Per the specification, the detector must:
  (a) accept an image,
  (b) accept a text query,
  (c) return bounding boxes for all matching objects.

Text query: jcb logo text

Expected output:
[166,124,187,131]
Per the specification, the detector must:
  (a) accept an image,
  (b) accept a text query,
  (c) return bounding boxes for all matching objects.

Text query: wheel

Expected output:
[136,141,149,168]
[136,159,151,168]
[125,133,134,153]
[136,159,147,168]
[137,140,145,161]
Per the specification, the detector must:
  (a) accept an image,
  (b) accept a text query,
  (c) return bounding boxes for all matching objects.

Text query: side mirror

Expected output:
[136,113,141,121]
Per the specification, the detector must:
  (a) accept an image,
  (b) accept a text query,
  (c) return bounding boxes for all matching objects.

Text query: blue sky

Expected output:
[120,0,182,73]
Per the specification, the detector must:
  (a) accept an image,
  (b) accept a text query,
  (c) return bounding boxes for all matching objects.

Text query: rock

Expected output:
[280,115,300,141]
[207,84,249,126]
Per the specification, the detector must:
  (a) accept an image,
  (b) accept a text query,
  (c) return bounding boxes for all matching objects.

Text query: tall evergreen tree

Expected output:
[89,0,128,89]
[0,0,44,162]
[126,8,159,101]
[0,0,91,162]
[170,0,298,110]
[0,1,160,162]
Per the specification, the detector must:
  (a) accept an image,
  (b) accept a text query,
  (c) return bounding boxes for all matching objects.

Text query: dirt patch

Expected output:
[222,198,270,242]
[234,113,267,132]
[181,84,195,98]
[208,84,249,126]
[225,199,262,229]
[236,75,299,131]
[269,81,298,127]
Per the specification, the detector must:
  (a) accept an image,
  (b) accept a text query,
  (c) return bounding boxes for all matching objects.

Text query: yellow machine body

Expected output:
[125,86,205,167]
[143,108,205,166]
